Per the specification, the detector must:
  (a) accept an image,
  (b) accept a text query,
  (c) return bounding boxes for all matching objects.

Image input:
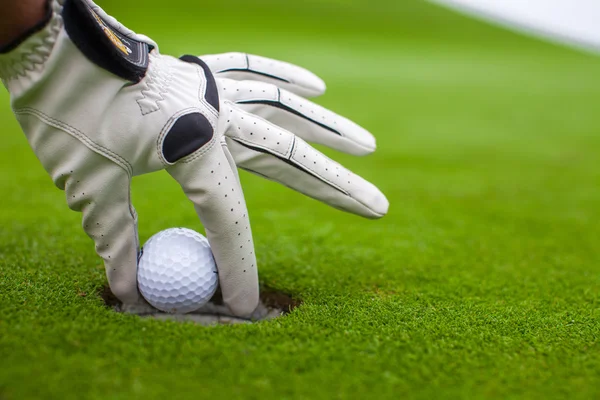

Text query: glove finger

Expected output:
[200,52,326,98]
[223,102,389,219]
[219,79,376,156]
[16,110,142,306]
[167,140,259,317]
[61,154,141,304]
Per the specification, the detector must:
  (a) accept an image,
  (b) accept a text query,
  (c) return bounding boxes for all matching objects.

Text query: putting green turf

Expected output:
[1,0,600,398]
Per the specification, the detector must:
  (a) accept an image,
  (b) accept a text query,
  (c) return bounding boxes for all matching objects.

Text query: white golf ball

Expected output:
[137,228,218,313]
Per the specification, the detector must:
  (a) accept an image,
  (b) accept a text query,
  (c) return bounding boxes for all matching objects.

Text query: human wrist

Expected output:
[0,0,51,53]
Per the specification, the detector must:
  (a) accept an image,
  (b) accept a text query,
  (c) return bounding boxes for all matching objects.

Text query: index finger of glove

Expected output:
[199,52,326,98]
[167,140,259,317]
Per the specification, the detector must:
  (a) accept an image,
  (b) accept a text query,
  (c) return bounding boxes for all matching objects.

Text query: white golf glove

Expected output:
[0,0,388,316]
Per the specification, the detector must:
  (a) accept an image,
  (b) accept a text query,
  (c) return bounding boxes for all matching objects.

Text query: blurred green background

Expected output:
[1,0,600,399]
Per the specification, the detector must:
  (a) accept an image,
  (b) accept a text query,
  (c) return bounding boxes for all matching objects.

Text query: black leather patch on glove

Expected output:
[62,0,151,82]
[179,55,220,112]
[163,113,215,164]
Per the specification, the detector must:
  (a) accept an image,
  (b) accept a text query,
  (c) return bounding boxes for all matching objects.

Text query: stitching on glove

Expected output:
[179,55,220,115]
[136,54,173,116]
[195,64,207,111]
[179,135,217,164]
[156,107,201,166]
[290,140,349,196]
[223,101,294,158]
[163,113,215,164]
[229,137,349,196]
[237,91,343,137]
[237,163,377,216]
[215,53,291,84]
[0,2,63,81]
[14,107,133,176]
[192,63,219,124]
[228,134,290,159]
[157,107,217,166]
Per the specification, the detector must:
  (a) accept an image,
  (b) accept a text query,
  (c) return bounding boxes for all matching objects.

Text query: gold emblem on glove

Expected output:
[92,12,132,56]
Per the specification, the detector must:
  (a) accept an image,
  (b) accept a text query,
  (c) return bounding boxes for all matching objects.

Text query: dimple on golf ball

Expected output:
[137,228,219,313]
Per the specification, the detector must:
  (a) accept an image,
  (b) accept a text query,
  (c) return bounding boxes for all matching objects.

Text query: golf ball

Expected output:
[137,228,218,313]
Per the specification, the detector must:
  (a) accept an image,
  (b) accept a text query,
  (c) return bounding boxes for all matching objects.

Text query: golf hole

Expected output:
[100,285,301,326]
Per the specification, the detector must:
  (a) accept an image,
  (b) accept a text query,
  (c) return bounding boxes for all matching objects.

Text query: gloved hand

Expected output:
[199,53,389,218]
[0,0,388,316]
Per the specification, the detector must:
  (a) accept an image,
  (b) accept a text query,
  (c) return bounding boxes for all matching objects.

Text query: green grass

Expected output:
[1,0,600,398]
